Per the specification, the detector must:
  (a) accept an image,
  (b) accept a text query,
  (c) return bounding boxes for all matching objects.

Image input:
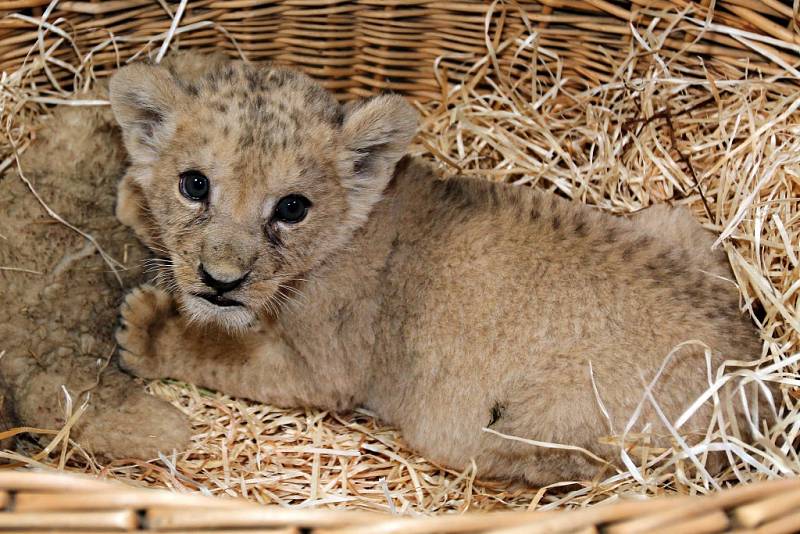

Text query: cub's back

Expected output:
[383,159,760,422]
[390,161,753,347]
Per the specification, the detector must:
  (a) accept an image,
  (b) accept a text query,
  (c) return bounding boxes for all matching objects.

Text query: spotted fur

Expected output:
[110,60,766,485]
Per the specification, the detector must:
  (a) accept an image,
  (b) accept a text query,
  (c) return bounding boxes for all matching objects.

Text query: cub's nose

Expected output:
[199,265,248,293]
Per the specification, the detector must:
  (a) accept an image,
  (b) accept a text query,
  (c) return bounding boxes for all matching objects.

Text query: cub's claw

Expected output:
[115,284,176,379]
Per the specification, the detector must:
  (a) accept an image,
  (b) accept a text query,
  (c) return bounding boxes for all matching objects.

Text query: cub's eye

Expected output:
[273,194,311,224]
[179,170,210,201]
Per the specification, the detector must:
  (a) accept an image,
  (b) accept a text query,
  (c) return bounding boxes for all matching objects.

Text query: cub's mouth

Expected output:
[194,293,243,308]
[182,290,256,331]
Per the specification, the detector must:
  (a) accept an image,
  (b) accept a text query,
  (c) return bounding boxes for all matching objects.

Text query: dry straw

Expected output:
[1,0,799,521]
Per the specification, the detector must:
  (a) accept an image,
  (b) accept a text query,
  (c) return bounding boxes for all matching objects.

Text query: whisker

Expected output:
[277,284,307,307]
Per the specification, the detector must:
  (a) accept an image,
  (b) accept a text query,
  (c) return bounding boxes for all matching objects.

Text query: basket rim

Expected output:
[0,470,798,532]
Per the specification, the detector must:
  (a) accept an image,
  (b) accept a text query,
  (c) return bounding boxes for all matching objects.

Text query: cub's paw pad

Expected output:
[115,285,175,378]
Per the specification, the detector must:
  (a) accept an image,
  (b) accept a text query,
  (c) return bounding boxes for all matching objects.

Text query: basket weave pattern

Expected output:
[0,471,797,533]
[1,0,797,100]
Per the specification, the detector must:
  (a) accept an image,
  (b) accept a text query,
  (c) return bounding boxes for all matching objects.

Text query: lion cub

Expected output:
[110,60,763,484]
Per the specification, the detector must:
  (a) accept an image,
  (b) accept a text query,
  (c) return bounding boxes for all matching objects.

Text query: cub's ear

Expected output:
[338,94,418,221]
[109,63,182,168]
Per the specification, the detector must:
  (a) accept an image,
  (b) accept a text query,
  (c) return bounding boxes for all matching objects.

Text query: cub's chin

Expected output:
[181,293,257,333]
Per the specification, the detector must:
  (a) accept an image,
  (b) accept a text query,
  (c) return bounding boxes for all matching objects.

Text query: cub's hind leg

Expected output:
[631,203,768,323]
[631,204,729,278]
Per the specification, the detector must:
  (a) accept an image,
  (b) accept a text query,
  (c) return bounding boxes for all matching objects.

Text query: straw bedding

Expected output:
[1,0,799,515]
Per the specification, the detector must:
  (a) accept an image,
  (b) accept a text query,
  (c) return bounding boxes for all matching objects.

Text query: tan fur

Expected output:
[0,101,192,459]
[110,60,765,484]
[0,53,230,460]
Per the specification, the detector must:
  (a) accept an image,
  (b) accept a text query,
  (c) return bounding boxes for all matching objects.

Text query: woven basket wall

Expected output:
[1,0,798,101]
[0,471,797,532]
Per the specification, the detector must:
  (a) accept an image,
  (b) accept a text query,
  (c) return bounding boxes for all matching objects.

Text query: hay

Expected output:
[1,0,800,515]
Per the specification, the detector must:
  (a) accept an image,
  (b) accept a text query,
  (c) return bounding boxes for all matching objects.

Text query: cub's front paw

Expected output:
[116,284,177,379]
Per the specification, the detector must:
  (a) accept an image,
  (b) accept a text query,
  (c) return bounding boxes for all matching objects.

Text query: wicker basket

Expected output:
[1,0,798,101]
[2,0,800,532]
[0,470,796,533]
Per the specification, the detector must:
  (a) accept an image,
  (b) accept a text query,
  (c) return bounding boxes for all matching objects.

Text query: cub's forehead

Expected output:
[172,61,343,152]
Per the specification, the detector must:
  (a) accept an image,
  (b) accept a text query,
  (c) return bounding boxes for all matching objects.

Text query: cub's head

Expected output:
[110,61,417,331]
